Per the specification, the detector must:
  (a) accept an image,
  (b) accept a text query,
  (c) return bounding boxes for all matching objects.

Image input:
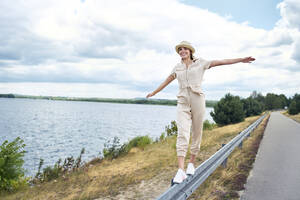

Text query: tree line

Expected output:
[0,93,218,107]
[210,91,299,126]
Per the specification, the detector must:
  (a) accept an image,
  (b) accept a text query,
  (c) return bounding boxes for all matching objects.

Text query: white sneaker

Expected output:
[186,163,195,175]
[173,168,187,184]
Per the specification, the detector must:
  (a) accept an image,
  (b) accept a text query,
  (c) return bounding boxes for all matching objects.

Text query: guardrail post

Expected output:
[221,144,227,168]
[238,141,243,149]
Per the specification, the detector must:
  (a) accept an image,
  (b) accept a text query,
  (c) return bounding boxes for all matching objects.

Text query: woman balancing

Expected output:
[146,41,255,185]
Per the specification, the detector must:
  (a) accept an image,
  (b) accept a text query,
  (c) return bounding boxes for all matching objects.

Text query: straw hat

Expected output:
[175,41,195,54]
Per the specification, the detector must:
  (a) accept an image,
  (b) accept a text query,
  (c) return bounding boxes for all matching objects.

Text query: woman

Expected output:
[146,41,255,184]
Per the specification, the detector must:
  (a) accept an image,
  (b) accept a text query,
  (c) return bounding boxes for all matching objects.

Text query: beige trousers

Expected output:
[176,87,206,157]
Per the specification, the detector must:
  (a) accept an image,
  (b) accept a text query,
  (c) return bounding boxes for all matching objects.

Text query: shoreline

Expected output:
[0,93,218,107]
[1,114,268,200]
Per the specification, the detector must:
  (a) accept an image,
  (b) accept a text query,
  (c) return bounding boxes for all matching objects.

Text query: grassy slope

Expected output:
[281,110,300,123]
[2,113,269,200]
[189,113,270,199]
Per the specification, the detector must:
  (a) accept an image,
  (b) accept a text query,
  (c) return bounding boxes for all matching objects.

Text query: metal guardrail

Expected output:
[156,114,267,200]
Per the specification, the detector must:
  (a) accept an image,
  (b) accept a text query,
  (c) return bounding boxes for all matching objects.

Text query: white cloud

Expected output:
[0,0,299,100]
[276,0,300,30]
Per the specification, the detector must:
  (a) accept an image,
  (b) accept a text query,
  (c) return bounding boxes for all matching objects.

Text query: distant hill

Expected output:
[0,93,218,107]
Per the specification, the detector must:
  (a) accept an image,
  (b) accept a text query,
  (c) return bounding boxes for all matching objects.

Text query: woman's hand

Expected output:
[146,75,174,98]
[241,56,255,63]
[146,92,155,98]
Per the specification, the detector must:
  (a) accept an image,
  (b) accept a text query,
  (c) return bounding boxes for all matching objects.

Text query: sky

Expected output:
[0,0,299,100]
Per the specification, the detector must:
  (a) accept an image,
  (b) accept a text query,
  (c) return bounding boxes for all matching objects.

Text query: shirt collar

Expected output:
[180,58,198,65]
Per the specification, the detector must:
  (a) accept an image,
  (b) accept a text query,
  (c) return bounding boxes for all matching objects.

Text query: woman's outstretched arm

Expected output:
[209,56,255,68]
[146,75,175,98]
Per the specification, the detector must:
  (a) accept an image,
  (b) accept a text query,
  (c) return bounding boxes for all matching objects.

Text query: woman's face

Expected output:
[178,47,191,60]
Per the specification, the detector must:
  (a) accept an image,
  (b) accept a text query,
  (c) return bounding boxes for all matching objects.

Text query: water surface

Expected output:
[0,98,214,177]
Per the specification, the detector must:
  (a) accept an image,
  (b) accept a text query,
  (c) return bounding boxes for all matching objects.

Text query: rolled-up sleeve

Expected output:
[198,58,212,70]
[169,66,177,79]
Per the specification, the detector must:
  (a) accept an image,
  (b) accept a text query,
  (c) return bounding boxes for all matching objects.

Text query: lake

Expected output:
[0,98,214,177]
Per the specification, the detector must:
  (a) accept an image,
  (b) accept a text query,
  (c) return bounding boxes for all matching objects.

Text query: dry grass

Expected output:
[2,137,179,200]
[281,110,300,123]
[1,113,267,200]
[188,113,270,200]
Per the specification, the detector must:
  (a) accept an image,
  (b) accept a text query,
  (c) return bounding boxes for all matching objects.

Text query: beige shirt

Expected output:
[170,57,211,96]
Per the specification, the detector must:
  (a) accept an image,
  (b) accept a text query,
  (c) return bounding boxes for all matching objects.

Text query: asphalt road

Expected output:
[240,111,300,200]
